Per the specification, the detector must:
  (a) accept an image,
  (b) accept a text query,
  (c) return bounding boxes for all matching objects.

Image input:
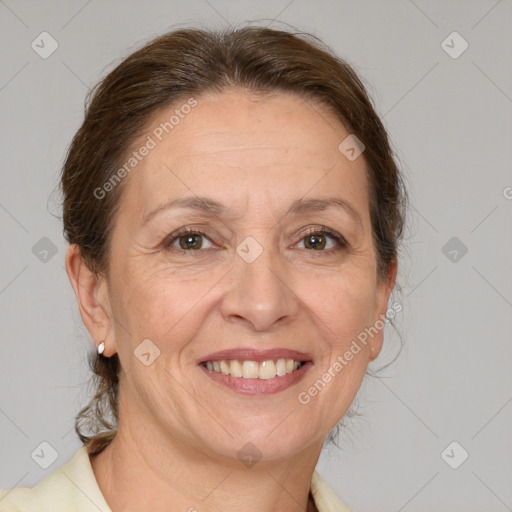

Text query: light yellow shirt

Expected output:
[0,446,352,511]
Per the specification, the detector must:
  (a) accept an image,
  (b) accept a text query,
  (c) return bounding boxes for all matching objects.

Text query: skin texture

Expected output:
[66,87,397,512]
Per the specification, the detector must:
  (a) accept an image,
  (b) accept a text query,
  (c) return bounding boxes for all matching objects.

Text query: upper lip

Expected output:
[198,348,313,364]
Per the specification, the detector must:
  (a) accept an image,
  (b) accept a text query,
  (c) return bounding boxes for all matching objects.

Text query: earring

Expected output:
[97,341,105,356]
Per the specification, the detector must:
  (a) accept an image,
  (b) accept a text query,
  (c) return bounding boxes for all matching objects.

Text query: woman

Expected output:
[0,26,405,511]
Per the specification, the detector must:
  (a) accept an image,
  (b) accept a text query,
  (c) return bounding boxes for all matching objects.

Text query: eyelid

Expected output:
[293,225,348,251]
[161,225,216,250]
[294,224,346,241]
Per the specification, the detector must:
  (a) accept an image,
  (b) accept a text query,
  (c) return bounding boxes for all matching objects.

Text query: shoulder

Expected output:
[0,487,40,511]
[0,446,111,512]
[0,467,70,511]
[311,470,353,512]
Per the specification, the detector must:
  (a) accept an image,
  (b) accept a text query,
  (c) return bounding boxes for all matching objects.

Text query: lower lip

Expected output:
[199,362,313,396]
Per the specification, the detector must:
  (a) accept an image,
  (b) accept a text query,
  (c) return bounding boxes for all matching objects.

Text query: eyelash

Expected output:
[162,225,348,256]
[297,226,348,256]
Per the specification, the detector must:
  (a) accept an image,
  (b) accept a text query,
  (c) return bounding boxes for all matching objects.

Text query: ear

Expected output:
[65,244,116,357]
[369,258,398,361]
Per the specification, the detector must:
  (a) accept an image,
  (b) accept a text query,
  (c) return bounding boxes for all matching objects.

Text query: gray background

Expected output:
[1,1,511,511]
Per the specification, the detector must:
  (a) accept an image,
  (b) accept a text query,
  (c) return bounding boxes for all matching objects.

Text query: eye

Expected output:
[162,225,347,255]
[296,226,347,253]
[163,227,215,252]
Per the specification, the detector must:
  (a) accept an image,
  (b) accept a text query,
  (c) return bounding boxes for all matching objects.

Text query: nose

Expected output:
[220,245,299,333]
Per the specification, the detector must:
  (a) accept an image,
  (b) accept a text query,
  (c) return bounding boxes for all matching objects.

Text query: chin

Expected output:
[195,416,321,465]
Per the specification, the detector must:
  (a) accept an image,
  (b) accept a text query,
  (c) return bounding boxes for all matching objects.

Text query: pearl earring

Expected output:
[97,341,105,356]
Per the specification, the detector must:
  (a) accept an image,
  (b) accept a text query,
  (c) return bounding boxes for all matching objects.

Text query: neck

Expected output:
[89,416,323,512]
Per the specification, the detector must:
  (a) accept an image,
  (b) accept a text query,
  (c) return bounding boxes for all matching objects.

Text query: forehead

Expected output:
[120,88,369,217]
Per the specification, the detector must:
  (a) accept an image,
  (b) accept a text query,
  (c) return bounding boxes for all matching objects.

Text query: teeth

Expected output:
[242,360,259,378]
[220,360,230,375]
[230,360,243,378]
[276,358,287,376]
[259,360,276,379]
[203,358,305,379]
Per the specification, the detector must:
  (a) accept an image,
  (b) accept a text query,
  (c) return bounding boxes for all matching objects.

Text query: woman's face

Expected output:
[97,88,395,462]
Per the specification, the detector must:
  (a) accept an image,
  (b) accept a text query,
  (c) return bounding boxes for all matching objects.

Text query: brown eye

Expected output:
[164,228,215,252]
[178,233,204,250]
[303,233,327,250]
[298,228,346,252]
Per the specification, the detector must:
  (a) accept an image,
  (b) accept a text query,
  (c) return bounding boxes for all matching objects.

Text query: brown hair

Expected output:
[61,26,406,455]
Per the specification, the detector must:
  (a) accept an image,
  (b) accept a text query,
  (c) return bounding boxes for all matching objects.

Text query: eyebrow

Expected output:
[142,196,363,228]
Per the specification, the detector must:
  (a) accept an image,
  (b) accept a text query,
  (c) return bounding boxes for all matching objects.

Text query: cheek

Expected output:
[298,275,376,421]
[304,270,377,346]
[112,264,219,347]
[113,255,378,344]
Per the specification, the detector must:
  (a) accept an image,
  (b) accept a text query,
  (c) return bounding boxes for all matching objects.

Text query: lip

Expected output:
[199,360,313,396]
[197,347,313,364]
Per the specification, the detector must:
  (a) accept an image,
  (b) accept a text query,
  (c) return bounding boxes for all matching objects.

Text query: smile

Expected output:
[201,358,305,379]
[198,350,314,395]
